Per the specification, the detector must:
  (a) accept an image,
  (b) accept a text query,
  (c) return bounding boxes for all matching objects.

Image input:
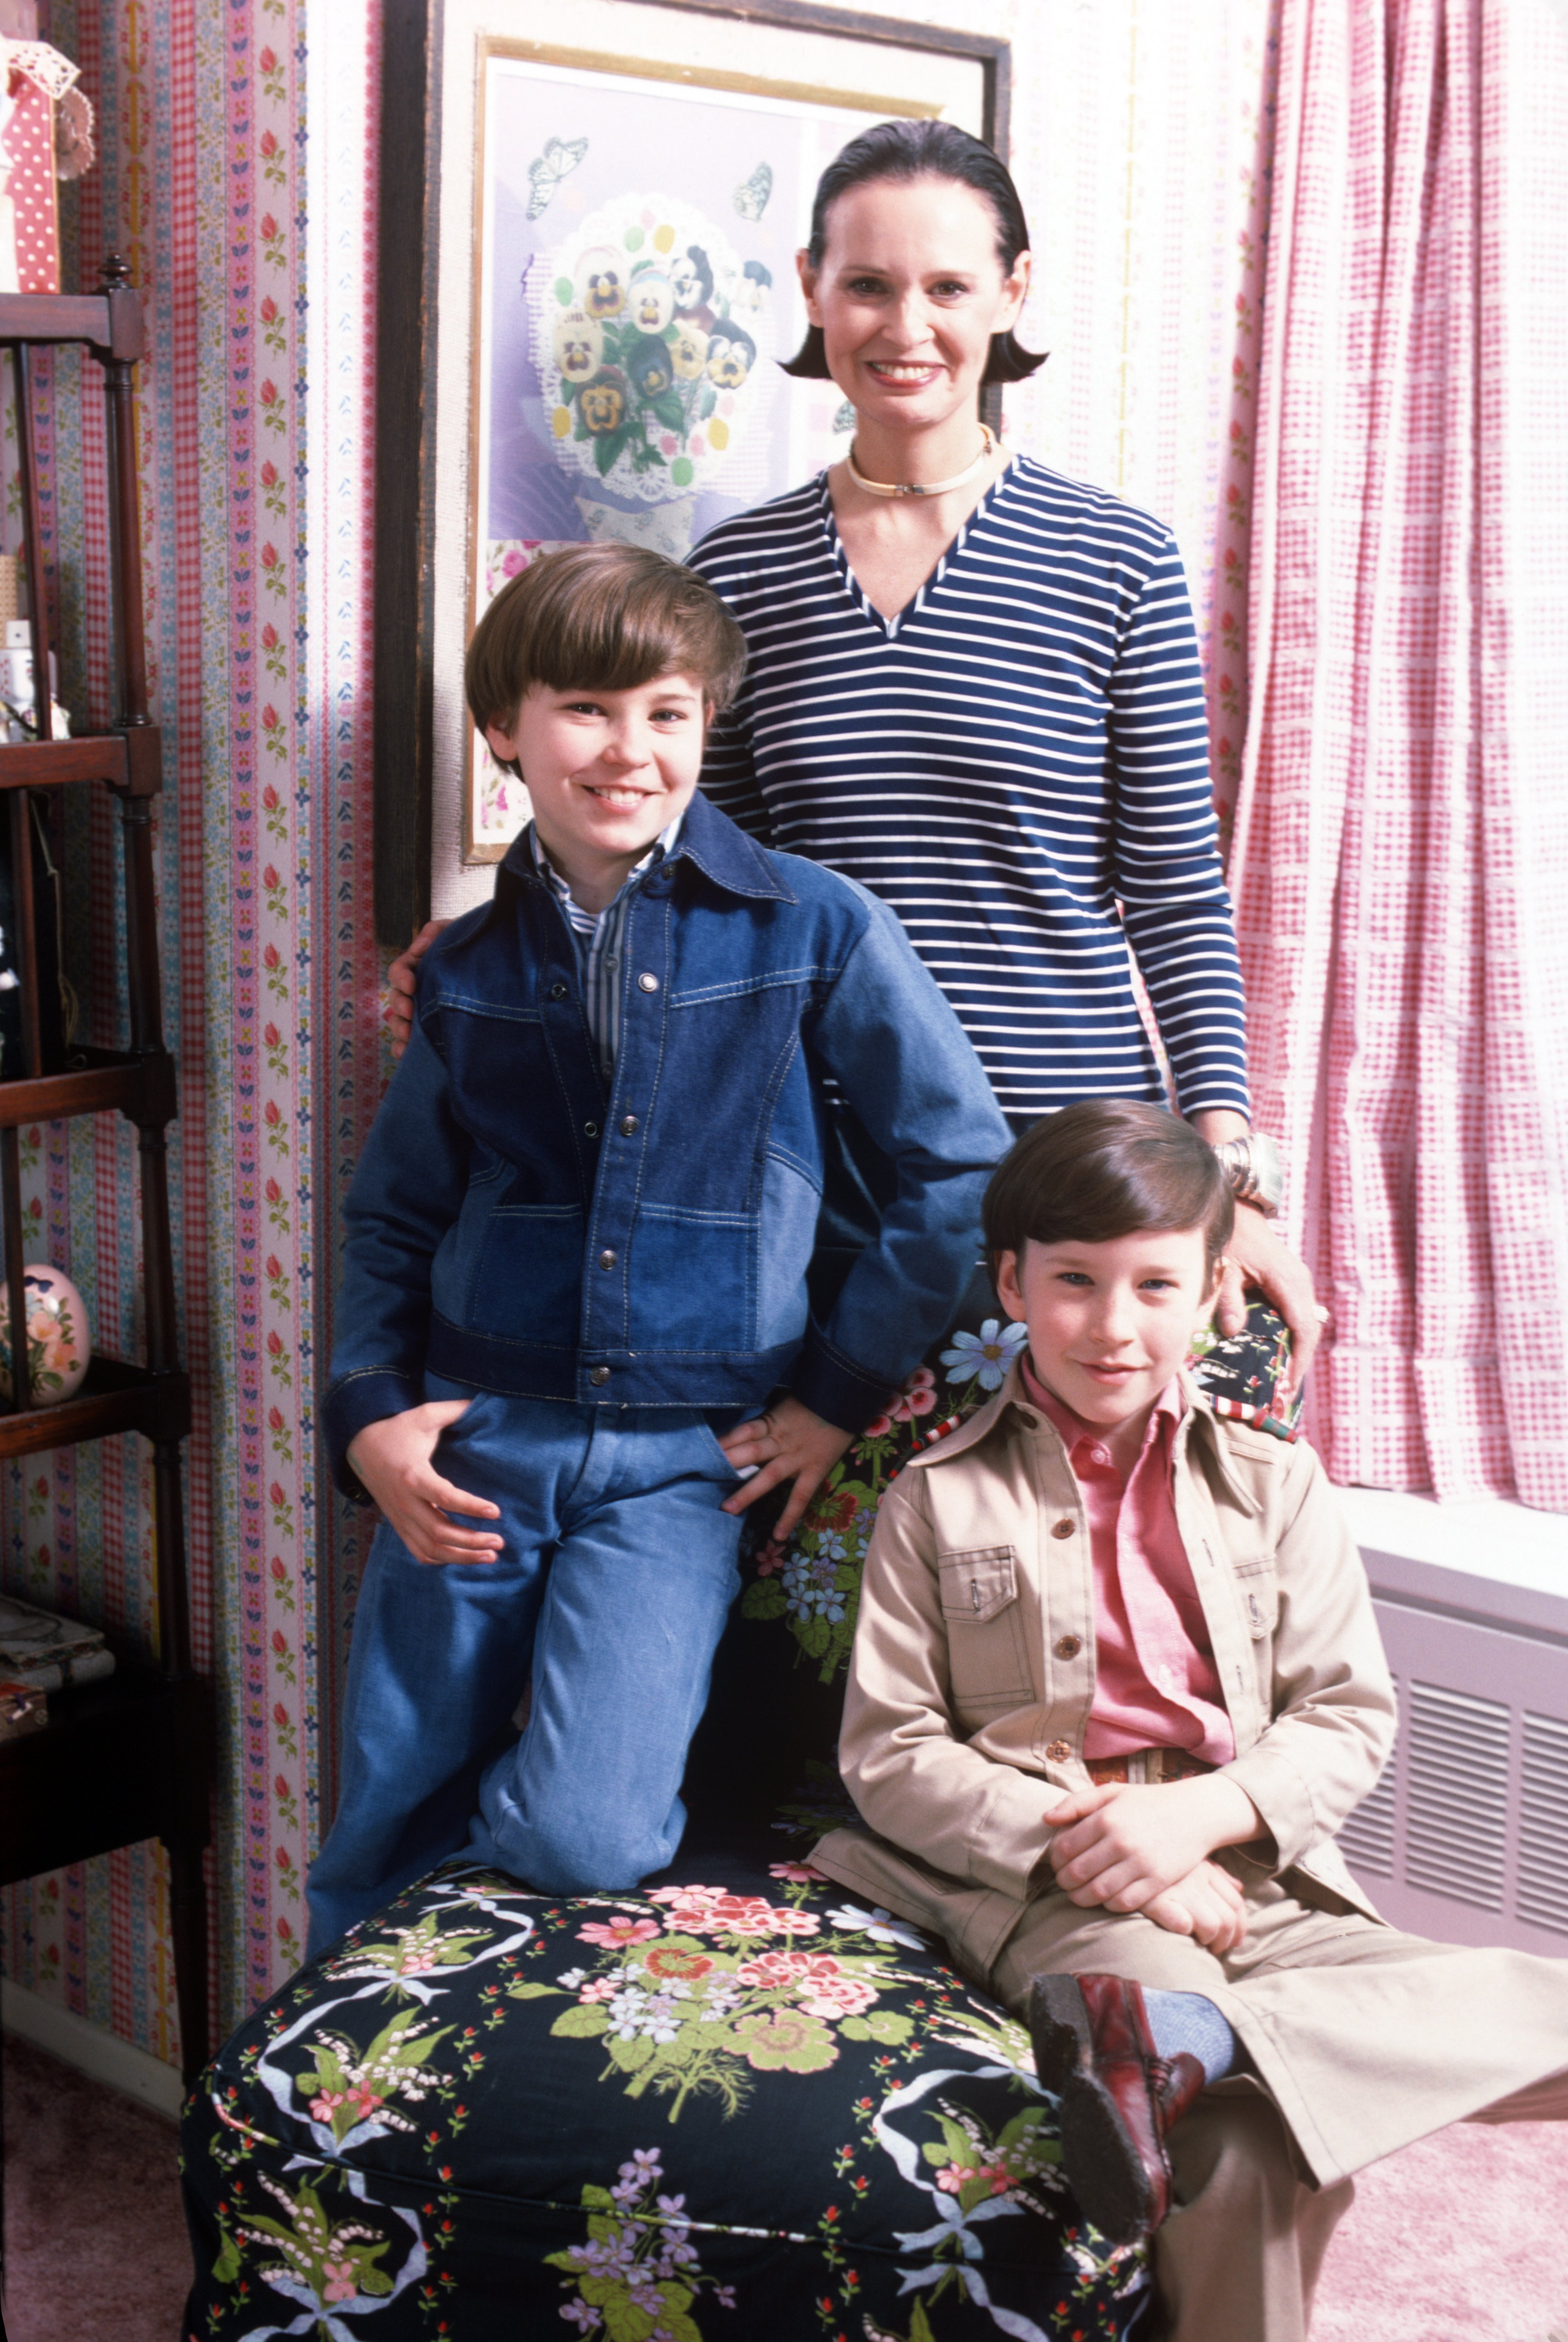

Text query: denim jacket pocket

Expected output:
[938,1546,1033,1707]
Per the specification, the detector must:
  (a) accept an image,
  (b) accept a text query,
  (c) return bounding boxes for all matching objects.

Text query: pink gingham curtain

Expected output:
[1231,0,1568,1507]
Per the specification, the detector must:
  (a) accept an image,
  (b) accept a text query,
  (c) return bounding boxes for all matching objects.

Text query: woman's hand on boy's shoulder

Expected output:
[1217,1200,1324,1396]
[347,1401,505,1564]
[717,1396,855,1541]
[383,920,448,1059]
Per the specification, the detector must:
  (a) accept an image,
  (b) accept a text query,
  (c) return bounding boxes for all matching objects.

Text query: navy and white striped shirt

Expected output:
[688,458,1249,1131]
[531,815,683,1078]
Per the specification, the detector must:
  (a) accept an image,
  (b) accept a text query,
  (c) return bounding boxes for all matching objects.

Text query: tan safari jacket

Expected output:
[811,1361,1397,1978]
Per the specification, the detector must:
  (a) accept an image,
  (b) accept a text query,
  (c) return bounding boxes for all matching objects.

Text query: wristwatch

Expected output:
[1212,1132,1285,1218]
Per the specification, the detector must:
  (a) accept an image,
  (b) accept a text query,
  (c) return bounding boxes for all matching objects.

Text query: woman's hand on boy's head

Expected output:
[383,920,448,1059]
[717,1396,855,1541]
[347,1400,505,1564]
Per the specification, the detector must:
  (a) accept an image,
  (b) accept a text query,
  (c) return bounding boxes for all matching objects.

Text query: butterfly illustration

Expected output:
[733,161,773,222]
[526,135,588,220]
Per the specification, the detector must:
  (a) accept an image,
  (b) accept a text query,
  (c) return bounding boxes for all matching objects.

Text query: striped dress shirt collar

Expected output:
[529,813,685,1076]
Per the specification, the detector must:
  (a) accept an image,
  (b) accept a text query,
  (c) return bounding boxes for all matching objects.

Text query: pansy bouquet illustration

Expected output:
[534,194,773,504]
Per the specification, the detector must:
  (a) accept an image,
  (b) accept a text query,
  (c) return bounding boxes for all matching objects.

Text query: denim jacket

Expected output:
[323,790,1010,1492]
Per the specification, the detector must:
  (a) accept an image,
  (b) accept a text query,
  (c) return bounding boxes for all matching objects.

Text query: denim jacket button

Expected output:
[549,981,569,1000]
[589,1365,611,1385]
[599,1249,616,1270]
[584,1122,599,1138]
[637,971,660,993]
[618,1114,638,1137]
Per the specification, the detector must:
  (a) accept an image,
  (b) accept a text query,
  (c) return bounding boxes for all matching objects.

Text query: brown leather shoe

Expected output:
[1029,1972,1205,2245]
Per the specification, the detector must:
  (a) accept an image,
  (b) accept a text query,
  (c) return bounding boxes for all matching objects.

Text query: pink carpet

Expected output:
[3,2032,1567,2337]
[1312,2119,1568,2342]
[2,2033,190,2342]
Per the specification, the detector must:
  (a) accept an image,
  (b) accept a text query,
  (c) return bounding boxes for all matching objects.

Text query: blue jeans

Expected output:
[305,1387,745,1955]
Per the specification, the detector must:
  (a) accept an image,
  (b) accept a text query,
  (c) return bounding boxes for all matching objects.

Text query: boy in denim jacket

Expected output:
[308,544,1009,1954]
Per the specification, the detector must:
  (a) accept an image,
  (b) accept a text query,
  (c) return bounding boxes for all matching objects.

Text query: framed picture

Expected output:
[374,0,1009,933]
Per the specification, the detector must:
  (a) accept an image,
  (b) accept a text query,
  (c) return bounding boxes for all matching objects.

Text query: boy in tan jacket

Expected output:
[810,1100,1568,2342]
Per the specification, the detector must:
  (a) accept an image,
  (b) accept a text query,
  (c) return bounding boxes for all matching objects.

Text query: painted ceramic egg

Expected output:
[0,1261,91,1404]
[551,305,603,383]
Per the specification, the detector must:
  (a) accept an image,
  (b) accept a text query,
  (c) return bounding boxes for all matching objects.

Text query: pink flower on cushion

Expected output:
[735,1949,819,1989]
[322,2258,358,2302]
[767,1906,821,1936]
[769,1862,825,1885]
[890,1365,938,1422]
[700,1894,778,1934]
[798,1972,878,2020]
[577,1916,661,1949]
[578,1977,619,2003]
[309,2088,346,2122]
[935,2162,975,2195]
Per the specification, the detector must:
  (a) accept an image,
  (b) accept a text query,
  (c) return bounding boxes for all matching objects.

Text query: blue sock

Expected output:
[1140,1987,1242,2085]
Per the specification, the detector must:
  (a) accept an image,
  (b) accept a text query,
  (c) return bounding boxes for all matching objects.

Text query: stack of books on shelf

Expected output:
[0,1589,113,1736]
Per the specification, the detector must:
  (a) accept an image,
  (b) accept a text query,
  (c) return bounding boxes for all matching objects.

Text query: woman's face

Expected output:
[799,175,1029,432]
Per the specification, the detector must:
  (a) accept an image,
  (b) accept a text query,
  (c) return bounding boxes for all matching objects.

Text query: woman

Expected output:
[386,121,1318,1531]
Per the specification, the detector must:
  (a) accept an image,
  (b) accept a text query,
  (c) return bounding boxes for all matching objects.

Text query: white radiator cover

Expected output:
[1335,1513,1568,1956]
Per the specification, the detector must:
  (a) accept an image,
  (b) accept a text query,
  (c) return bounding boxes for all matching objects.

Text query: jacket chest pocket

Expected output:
[938,1546,1033,1710]
[1233,1557,1279,1640]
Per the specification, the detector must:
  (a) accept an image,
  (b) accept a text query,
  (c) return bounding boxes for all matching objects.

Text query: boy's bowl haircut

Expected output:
[983,1099,1234,1277]
[465,543,749,757]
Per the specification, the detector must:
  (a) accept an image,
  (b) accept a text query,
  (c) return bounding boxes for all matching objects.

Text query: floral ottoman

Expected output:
[179,1850,1150,2341]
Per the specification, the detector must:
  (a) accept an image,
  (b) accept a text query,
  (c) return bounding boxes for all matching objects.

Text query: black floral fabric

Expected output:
[180,1853,1150,2341]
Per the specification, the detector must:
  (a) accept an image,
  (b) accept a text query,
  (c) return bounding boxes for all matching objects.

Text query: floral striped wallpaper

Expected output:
[0,0,383,2058]
[0,0,1272,2065]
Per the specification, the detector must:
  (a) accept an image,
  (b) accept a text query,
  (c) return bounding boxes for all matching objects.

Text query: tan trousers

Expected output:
[983,1866,1568,2342]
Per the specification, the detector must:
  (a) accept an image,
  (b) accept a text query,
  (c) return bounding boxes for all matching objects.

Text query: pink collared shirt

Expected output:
[1021,1356,1236,1764]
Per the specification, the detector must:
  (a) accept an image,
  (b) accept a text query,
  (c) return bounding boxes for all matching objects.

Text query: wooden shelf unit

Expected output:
[0,262,212,2086]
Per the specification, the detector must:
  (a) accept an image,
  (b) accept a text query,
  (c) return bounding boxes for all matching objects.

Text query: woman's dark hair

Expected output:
[983,1100,1234,1281]
[782,119,1046,387]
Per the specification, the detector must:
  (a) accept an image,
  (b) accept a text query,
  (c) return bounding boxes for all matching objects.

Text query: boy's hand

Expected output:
[1144,1860,1249,1955]
[717,1397,855,1541]
[384,920,448,1059]
[347,1401,505,1564]
[1044,1775,1266,1914]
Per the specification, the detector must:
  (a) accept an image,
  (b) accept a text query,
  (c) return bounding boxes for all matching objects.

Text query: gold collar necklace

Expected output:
[846,422,996,499]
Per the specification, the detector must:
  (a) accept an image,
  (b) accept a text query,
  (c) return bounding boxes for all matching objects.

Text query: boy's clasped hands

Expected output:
[1043,1772,1267,1955]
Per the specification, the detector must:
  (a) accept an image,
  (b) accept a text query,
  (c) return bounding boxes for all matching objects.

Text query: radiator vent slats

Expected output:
[1403,1681,1510,1911]
[1337,1763,1396,1878]
[1518,1712,1568,1937]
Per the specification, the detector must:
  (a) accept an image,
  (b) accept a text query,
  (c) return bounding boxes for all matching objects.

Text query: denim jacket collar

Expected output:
[495,784,795,916]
